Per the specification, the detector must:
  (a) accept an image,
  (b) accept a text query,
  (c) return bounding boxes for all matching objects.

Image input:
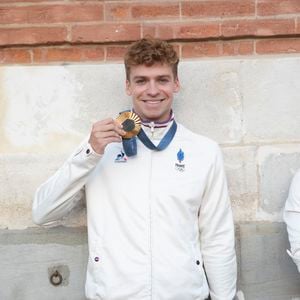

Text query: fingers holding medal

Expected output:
[88,112,141,155]
[88,118,126,154]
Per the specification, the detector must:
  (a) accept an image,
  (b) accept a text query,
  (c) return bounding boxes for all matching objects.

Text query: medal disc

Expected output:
[116,111,141,139]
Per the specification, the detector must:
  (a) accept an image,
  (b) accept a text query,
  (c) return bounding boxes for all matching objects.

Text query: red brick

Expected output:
[256,38,300,54]
[106,44,179,62]
[182,1,255,18]
[156,25,175,40]
[222,19,295,37]
[0,0,38,2]
[81,47,105,61]
[0,48,31,64]
[33,46,105,63]
[0,27,67,46]
[174,22,220,39]
[105,3,131,21]
[0,4,103,25]
[182,42,221,58]
[0,0,47,2]
[297,18,300,33]
[72,24,141,43]
[131,3,179,19]
[142,25,156,38]
[143,22,220,40]
[147,22,220,40]
[222,40,254,55]
[258,0,300,16]
[106,46,128,61]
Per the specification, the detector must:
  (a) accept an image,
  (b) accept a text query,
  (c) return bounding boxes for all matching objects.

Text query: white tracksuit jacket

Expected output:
[33,122,237,300]
[284,169,300,272]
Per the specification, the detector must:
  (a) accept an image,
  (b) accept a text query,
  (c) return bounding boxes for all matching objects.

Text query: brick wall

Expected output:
[0,0,300,64]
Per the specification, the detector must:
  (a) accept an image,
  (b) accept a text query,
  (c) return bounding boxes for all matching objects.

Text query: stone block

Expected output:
[241,57,300,143]
[0,227,87,300]
[0,64,128,154]
[178,60,243,144]
[257,146,300,219]
[0,154,87,229]
[223,146,258,222]
[238,222,300,299]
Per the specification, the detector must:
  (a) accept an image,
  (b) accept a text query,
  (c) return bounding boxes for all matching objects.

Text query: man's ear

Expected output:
[126,80,132,96]
[173,78,180,93]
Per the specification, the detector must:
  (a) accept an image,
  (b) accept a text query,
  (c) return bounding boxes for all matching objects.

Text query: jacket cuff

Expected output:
[74,142,102,166]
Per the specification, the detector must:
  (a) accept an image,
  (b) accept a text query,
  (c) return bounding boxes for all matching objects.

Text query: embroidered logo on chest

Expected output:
[175,148,185,172]
[114,150,127,163]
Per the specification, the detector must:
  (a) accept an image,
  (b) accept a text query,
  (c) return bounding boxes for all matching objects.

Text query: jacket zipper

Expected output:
[149,149,153,299]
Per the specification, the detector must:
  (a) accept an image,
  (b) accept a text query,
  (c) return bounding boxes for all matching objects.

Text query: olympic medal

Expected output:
[116,111,141,139]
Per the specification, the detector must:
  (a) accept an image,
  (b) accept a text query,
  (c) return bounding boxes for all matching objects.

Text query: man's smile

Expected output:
[141,99,165,103]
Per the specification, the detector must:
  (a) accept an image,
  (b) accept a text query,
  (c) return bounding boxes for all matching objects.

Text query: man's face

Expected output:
[126,63,180,122]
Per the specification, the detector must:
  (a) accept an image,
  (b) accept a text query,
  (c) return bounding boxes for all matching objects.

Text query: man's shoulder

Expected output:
[286,169,300,209]
[176,123,219,150]
[290,169,300,194]
[293,169,300,181]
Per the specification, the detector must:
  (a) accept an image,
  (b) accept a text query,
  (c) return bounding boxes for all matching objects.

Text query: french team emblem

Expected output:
[175,148,185,171]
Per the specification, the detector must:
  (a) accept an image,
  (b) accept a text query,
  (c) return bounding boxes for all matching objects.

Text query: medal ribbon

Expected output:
[137,121,177,151]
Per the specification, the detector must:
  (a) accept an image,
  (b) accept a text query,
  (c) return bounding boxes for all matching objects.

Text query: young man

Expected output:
[284,170,300,272]
[33,37,237,300]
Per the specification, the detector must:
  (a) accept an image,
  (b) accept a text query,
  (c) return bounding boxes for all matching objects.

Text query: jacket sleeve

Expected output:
[198,144,237,300]
[283,170,300,272]
[32,140,102,226]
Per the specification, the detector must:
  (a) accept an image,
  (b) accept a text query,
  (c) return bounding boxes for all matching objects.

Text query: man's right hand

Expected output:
[88,118,126,155]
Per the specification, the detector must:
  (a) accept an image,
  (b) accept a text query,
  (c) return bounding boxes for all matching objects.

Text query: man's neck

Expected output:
[140,111,175,141]
[140,110,174,129]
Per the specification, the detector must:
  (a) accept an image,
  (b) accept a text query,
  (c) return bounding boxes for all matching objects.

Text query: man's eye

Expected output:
[159,78,169,83]
[135,79,145,84]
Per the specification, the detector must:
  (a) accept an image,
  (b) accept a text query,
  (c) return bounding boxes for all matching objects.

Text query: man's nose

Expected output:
[146,81,159,96]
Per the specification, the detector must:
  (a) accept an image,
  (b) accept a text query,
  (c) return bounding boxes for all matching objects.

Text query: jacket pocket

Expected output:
[190,243,205,287]
[88,240,106,298]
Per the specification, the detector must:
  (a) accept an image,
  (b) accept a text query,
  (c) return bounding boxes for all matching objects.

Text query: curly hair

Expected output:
[124,37,179,80]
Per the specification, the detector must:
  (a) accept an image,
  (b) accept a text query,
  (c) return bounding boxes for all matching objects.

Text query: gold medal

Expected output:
[116,111,141,139]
